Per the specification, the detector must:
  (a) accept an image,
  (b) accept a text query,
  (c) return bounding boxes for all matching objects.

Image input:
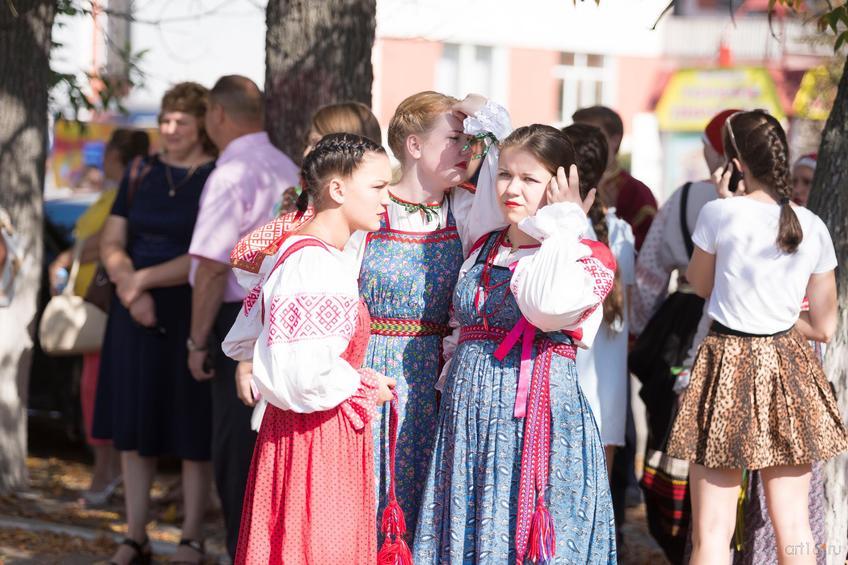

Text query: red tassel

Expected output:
[377,536,413,565]
[526,498,556,564]
[380,499,407,538]
[378,395,413,564]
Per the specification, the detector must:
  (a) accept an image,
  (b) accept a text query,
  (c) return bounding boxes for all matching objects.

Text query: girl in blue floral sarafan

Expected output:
[414,124,618,564]
[346,91,512,543]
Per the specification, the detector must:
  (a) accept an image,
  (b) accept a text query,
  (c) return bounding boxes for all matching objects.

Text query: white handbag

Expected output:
[39,241,107,356]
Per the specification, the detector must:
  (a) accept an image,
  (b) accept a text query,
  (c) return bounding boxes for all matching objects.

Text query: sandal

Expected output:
[110,536,152,565]
[170,538,205,564]
[81,475,122,507]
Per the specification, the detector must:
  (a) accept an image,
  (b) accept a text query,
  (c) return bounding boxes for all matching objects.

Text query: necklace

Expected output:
[503,231,521,253]
[165,162,200,197]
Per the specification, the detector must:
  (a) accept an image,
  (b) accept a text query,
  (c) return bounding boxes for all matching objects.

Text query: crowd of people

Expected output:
[16,73,844,565]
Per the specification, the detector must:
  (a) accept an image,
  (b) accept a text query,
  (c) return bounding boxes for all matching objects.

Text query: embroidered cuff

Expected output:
[340,367,382,430]
[518,202,587,242]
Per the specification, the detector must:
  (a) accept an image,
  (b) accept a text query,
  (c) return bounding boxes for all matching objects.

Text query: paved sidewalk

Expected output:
[0,452,227,564]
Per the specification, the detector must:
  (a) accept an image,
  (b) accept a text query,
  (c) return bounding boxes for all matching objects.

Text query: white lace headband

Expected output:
[794,155,817,171]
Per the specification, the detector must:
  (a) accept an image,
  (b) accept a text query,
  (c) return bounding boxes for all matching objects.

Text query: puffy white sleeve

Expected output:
[222,283,263,361]
[510,202,616,347]
[251,247,363,414]
[453,99,511,255]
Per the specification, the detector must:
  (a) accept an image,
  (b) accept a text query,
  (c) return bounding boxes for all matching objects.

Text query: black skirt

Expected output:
[92,285,212,460]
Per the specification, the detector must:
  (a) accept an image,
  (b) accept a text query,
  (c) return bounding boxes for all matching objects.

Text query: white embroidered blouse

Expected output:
[222,236,378,430]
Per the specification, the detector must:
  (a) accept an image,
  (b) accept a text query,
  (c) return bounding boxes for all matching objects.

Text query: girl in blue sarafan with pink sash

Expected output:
[345,91,512,543]
[414,124,617,564]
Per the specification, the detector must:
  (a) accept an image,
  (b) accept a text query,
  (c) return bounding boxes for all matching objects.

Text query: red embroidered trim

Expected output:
[567,255,615,329]
[230,208,314,273]
[242,285,260,316]
[368,229,459,245]
[581,238,617,272]
[468,233,490,257]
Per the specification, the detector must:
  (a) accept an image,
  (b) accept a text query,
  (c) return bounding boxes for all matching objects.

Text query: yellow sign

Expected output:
[793,66,837,121]
[656,67,785,132]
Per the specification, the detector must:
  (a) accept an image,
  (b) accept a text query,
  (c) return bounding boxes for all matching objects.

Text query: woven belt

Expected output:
[370,317,451,337]
[459,325,576,360]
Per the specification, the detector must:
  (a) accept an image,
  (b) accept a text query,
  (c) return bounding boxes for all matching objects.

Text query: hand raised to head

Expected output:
[546,164,595,215]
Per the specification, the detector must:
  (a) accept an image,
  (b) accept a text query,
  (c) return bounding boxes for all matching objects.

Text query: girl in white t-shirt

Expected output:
[665,110,848,565]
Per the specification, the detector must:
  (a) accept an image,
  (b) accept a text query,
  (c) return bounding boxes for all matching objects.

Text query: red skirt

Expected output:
[234,404,376,564]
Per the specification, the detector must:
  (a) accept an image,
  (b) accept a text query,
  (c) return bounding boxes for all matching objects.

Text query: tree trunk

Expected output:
[0,0,56,492]
[264,0,376,160]
[807,54,848,565]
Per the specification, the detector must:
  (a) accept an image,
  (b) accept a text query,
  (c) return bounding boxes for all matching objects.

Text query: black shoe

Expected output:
[110,536,152,565]
[170,538,205,564]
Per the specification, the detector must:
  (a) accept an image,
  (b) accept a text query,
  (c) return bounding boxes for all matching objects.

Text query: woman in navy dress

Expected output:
[93,82,217,565]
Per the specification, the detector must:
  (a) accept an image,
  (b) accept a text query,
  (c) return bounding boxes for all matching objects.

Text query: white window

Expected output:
[554,52,616,125]
[436,43,508,106]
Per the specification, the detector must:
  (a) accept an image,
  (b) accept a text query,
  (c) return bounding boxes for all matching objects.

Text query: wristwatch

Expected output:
[187,337,208,352]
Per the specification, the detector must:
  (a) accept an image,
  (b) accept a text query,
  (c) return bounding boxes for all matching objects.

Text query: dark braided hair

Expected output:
[562,123,624,326]
[723,110,802,253]
[296,132,386,212]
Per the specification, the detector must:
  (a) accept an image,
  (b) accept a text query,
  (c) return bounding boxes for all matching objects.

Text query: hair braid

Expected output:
[763,122,802,252]
[725,110,802,253]
[561,123,624,326]
[296,132,385,212]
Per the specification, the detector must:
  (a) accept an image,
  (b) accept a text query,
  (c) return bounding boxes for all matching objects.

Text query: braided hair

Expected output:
[723,110,802,253]
[296,132,386,212]
[562,123,624,326]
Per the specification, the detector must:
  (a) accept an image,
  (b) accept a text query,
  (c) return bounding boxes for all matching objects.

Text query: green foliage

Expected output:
[766,0,848,52]
[48,0,147,121]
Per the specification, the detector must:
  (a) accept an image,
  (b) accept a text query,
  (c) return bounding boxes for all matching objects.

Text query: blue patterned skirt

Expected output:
[413,336,617,564]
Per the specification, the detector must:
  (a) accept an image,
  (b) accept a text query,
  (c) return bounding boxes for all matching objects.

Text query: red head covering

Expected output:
[703,109,743,154]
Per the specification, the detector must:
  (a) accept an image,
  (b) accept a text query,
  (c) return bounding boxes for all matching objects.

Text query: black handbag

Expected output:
[628,182,704,448]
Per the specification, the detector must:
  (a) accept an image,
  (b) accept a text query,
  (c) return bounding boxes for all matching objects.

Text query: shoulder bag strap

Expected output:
[126,155,155,209]
[679,182,694,259]
[62,240,86,297]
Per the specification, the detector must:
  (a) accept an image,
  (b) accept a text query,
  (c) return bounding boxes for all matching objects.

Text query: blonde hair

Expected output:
[311,102,382,145]
[387,91,458,162]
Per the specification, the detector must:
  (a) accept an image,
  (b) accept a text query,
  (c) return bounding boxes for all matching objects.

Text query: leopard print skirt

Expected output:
[666,326,848,469]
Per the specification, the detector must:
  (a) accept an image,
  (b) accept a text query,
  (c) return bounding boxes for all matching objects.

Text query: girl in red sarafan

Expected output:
[223,133,396,564]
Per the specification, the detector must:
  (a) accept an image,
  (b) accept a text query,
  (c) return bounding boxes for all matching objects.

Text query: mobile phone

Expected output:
[723,161,743,193]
